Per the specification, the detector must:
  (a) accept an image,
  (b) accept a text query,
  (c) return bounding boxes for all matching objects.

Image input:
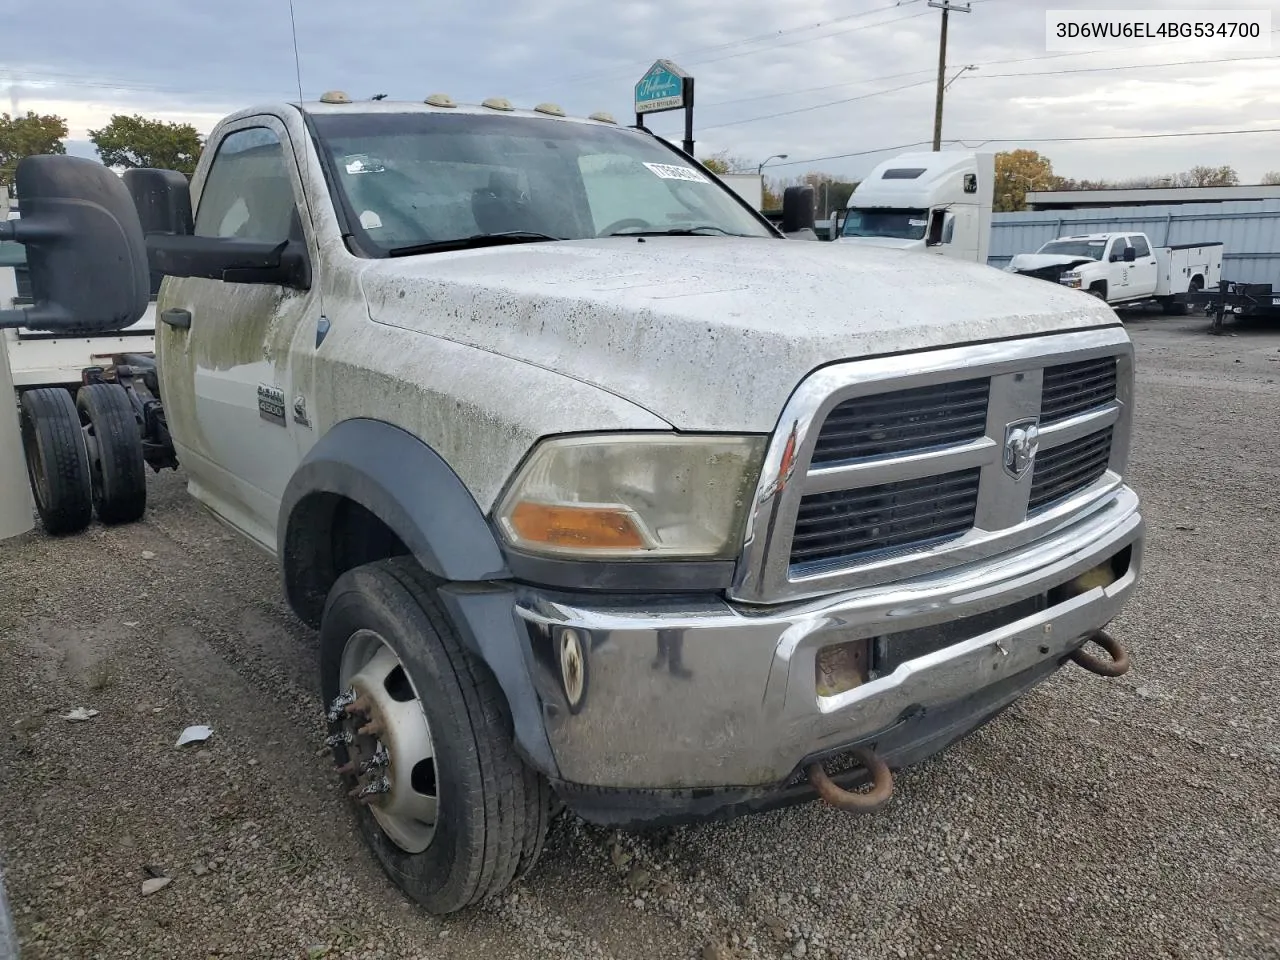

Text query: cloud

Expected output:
[4,0,1280,182]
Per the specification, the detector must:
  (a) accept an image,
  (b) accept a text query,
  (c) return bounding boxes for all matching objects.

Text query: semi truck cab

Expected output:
[837,151,994,264]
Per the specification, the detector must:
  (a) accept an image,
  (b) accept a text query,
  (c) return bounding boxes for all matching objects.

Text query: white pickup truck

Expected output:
[2,95,1144,915]
[1008,232,1223,314]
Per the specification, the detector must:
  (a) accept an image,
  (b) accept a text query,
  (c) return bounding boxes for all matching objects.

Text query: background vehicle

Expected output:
[1007,231,1223,313]
[1,96,1142,916]
[836,151,994,264]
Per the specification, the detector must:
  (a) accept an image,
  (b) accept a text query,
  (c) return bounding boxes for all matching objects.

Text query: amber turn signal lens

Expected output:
[508,501,648,550]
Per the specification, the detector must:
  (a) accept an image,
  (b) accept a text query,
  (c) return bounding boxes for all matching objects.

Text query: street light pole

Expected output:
[758,154,788,175]
[929,0,971,151]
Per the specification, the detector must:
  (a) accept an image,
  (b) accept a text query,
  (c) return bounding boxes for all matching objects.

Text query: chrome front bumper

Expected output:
[516,486,1143,791]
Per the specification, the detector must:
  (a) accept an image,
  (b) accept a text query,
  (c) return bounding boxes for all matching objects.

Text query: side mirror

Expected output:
[122,168,193,236]
[781,186,816,235]
[926,210,946,246]
[122,168,192,299]
[147,235,311,290]
[0,155,149,333]
[1122,247,1137,262]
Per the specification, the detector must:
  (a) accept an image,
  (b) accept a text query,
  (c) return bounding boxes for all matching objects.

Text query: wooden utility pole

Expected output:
[929,0,971,150]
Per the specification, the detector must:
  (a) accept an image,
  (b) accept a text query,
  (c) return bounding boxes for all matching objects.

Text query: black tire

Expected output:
[319,557,551,914]
[18,388,93,536]
[1165,277,1202,317]
[77,383,146,525]
[1088,285,1107,302]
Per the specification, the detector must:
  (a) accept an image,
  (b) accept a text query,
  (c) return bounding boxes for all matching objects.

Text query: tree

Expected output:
[1175,164,1238,187]
[0,111,68,187]
[994,149,1058,212]
[699,150,759,175]
[88,113,204,177]
[1263,171,1280,185]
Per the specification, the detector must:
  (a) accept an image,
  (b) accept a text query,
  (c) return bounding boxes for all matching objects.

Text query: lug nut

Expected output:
[326,689,359,722]
[324,731,353,748]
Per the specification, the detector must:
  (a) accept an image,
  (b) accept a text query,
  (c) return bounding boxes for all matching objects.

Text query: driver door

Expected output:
[157,118,322,551]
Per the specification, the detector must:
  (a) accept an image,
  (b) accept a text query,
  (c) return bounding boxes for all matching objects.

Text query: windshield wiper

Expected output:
[387,231,566,257]
[604,226,748,238]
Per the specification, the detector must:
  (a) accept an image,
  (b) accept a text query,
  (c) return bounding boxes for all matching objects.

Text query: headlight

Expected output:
[496,434,767,559]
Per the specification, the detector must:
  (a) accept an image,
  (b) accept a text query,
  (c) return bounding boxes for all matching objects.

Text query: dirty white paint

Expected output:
[359,237,1119,438]
[159,100,1123,530]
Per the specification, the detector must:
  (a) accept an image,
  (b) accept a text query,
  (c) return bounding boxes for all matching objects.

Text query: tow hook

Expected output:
[806,747,894,814]
[1068,629,1130,678]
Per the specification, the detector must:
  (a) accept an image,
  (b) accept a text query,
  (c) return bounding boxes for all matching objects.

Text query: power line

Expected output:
[773,126,1280,168]
[690,25,1280,112]
[697,78,936,131]
[960,53,1280,80]
[559,0,926,85]
[656,48,1280,138]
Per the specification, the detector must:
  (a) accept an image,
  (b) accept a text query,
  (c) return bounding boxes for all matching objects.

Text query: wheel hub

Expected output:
[327,633,439,853]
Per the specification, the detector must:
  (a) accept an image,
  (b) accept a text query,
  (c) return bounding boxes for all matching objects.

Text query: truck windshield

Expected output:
[840,207,929,240]
[1038,239,1106,260]
[309,112,775,254]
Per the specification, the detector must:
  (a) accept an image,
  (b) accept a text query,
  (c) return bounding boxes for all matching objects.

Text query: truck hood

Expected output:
[834,236,926,251]
[359,237,1117,432]
[1008,253,1095,273]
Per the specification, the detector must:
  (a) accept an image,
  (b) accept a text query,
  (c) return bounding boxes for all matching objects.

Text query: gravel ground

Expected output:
[0,313,1277,960]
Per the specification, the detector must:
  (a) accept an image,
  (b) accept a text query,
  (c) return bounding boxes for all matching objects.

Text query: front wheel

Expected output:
[319,558,550,915]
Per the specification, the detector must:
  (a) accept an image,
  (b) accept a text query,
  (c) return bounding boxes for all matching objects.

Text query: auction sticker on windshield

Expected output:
[644,163,711,183]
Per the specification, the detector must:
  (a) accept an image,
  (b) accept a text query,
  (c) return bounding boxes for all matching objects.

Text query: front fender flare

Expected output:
[279,418,509,623]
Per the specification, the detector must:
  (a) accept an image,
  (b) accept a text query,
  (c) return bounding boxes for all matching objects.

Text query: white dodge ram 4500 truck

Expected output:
[1,94,1144,915]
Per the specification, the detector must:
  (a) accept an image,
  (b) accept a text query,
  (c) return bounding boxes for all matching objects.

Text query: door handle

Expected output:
[161,308,191,330]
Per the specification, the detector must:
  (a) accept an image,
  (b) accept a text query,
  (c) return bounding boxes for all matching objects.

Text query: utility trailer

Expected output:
[1185,279,1280,333]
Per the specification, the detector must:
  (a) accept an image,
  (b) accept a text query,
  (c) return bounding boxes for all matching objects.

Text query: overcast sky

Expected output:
[5,0,1279,185]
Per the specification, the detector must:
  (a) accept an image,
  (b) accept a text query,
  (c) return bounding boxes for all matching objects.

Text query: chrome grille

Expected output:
[811,379,989,465]
[1041,357,1117,424]
[1029,427,1113,513]
[731,328,1136,605]
[791,469,980,568]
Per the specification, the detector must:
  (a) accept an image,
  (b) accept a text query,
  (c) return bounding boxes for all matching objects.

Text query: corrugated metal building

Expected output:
[1024,185,1280,210]
[989,200,1280,285]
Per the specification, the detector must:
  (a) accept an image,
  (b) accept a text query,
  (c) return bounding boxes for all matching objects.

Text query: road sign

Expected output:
[635,59,689,115]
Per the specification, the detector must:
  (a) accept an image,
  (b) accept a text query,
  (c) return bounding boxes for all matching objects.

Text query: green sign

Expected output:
[635,59,689,115]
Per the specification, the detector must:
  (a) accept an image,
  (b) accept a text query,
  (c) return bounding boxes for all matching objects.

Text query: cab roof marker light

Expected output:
[588,111,617,124]
[481,97,515,112]
[320,90,352,104]
[424,93,457,108]
[534,102,566,117]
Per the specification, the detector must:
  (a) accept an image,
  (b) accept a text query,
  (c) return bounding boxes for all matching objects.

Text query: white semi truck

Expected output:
[836,151,994,264]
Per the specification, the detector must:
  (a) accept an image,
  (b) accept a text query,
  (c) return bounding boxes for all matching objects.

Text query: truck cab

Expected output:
[836,151,994,264]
